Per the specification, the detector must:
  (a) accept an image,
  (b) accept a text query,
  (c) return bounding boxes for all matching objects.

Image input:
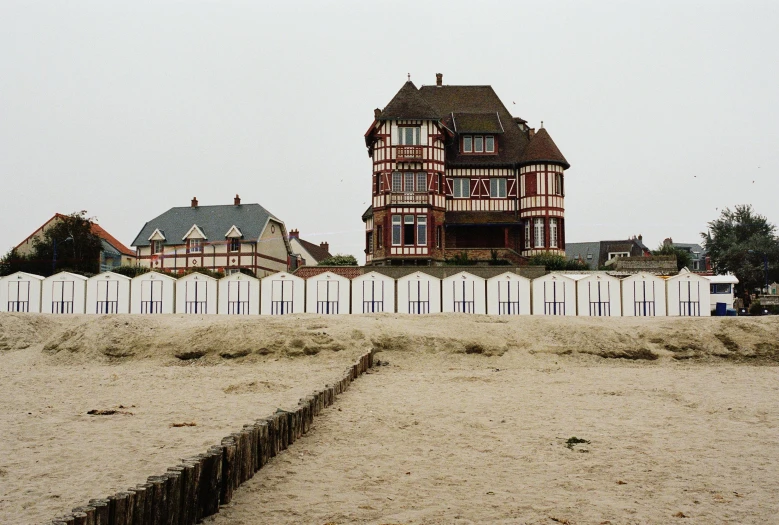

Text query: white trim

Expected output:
[224,225,243,238]
[148,228,166,242]
[182,224,207,241]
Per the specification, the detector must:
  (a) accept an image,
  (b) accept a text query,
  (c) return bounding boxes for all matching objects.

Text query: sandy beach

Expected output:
[1,313,778,524]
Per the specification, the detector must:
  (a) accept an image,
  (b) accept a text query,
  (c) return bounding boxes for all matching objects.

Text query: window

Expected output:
[376,225,383,249]
[524,221,531,249]
[485,136,495,153]
[366,232,373,254]
[417,216,427,246]
[473,136,484,153]
[416,172,427,192]
[711,283,732,294]
[607,252,630,260]
[534,218,545,248]
[404,215,415,245]
[462,135,495,153]
[392,171,402,193]
[436,226,442,248]
[404,172,414,192]
[490,178,506,198]
[453,178,470,198]
[463,136,472,153]
[549,218,558,248]
[228,238,240,252]
[391,216,402,246]
[398,127,420,145]
[188,239,202,253]
[152,240,163,254]
[554,173,564,196]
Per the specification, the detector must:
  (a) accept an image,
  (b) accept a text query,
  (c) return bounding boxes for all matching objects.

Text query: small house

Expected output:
[218,272,261,315]
[486,272,531,315]
[704,274,739,312]
[42,272,88,314]
[351,271,395,314]
[397,272,441,314]
[0,272,44,313]
[176,272,218,314]
[666,269,711,317]
[86,272,131,314]
[531,273,582,316]
[130,271,176,314]
[576,273,621,317]
[442,272,486,314]
[260,272,304,315]
[306,271,350,315]
[621,272,667,317]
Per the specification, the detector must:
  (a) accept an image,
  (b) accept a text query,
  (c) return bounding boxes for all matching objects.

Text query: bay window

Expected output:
[550,218,558,248]
[534,218,545,248]
[417,216,427,245]
[392,215,402,246]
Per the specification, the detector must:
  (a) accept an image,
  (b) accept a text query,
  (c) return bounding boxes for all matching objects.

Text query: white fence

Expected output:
[1,270,718,317]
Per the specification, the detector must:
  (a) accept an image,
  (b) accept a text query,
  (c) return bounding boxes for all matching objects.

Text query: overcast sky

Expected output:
[2,1,777,262]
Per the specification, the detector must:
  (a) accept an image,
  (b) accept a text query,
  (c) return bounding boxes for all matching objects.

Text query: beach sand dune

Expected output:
[0,313,777,524]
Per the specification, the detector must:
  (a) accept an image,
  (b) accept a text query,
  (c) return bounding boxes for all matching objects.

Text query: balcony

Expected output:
[390,192,429,205]
[396,145,423,161]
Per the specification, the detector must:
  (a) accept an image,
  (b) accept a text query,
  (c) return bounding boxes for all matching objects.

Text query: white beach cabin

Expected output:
[260,272,304,315]
[86,272,131,314]
[620,272,667,317]
[306,271,350,315]
[397,272,441,314]
[0,272,44,313]
[531,273,582,316]
[42,272,87,314]
[218,272,260,315]
[705,274,739,312]
[576,273,622,317]
[351,272,395,314]
[176,272,218,314]
[442,272,486,314]
[486,272,531,315]
[666,269,711,317]
[130,271,176,314]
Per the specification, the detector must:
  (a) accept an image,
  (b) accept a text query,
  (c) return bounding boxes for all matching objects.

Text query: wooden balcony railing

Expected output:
[396,145,423,160]
[391,192,429,204]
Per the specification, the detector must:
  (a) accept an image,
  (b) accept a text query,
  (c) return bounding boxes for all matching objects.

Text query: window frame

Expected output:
[524,221,531,250]
[392,171,402,193]
[416,172,427,193]
[549,218,558,248]
[152,240,163,255]
[453,178,471,199]
[228,237,240,252]
[416,215,427,246]
[485,136,495,153]
[533,218,545,249]
[391,215,402,246]
[473,136,484,153]
[188,238,202,254]
[490,178,507,198]
[398,126,421,145]
[462,136,472,153]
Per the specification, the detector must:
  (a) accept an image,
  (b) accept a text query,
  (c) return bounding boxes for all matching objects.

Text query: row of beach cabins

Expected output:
[0,268,729,317]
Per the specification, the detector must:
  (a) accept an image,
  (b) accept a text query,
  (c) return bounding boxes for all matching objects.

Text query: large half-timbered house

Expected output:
[362,73,569,266]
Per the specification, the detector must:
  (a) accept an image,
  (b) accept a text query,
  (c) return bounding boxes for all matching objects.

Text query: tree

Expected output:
[702,205,779,292]
[651,243,692,272]
[317,254,358,266]
[27,211,103,276]
[528,253,588,271]
[0,248,28,277]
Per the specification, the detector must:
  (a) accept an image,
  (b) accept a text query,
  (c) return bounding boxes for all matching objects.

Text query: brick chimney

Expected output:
[234,194,241,205]
[436,73,443,86]
[320,241,329,253]
[374,108,381,118]
[191,197,198,208]
[289,229,299,240]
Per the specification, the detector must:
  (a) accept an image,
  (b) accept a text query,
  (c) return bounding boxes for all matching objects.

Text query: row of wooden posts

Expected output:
[43,350,375,525]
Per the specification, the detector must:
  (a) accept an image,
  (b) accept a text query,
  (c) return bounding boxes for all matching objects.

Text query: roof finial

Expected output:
[407,72,410,81]
[540,120,544,129]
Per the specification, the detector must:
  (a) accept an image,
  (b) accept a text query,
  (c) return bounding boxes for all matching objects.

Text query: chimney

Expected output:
[191,197,198,208]
[374,108,382,118]
[289,229,299,240]
[234,194,241,205]
[529,128,536,137]
[638,234,643,242]
[436,73,443,86]
[320,241,329,253]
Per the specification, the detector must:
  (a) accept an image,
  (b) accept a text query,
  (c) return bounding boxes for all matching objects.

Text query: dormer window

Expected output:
[461,135,496,154]
[188,239,202,253]
[152,240,163,254]
[398,127,421,145]
[229,238,240,252]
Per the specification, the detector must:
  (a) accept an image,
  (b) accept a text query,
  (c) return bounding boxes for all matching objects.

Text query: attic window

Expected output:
[229,238,240,252]
[398,127,420,145]
[152,240,163,254]
[188,239,202,253]
[461,135,496,154]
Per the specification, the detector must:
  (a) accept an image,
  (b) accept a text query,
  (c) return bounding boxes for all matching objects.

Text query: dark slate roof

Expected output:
[445,211,522,225]
[452,112,504,133]
[519,128,570,169]
[378,81,439,120]
[132,203,279,247]
[361,205,373,222]
[418,85,532,167]
[295,238,332,263]
[565,242,601,270]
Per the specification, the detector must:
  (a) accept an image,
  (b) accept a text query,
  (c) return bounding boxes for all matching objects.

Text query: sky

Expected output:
[1,0,778,262]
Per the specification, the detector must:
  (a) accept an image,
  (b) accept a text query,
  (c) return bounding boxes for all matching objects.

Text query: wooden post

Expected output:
[179,461,199,525]
[109,492,128,525]
[208,446,223,516]
[134,484,153,525]
[71,506,95,525]
[220,437,236,505]
[255,419,269,468]
[122,491,135,525]
[88,499,110,525]
[164,470,181,525]
[147,476,168,525]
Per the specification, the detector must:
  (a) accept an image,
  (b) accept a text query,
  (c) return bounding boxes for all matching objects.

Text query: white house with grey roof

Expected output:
[131,195,293,277]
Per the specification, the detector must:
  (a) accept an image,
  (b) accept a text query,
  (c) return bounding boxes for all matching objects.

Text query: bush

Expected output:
[445,251,477,266]
[111,266,151,278]
[528,254,588,271]
[318,254,358,266]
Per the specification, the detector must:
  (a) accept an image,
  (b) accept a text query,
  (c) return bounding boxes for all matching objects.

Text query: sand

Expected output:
[1,313,778,524]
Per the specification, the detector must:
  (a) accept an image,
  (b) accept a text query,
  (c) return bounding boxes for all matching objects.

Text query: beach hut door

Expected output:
[7,280,30,313]
[141,280,163,314]
[588,281,611,316]
[632,280,656,316]
[52,280,75,314]
[407,278,430,314]
[452,277,475,313]
[95,279,120,314]
[544,280,565,315]
[678,280,701,317]
[227,280,250,315]
[497,279,521,315]
[362,280,384,313]
[316,279,339,314]
[185,278,209,314]
[271,279,294,315]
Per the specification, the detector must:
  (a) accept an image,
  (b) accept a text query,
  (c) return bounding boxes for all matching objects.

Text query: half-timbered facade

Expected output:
[131,195,293,277]
[363,74,570,265]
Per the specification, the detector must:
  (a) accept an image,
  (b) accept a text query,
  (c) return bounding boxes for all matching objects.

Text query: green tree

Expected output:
[0,248,28,277]
[702,205,779,292]
[317,254,358,266]
[528,253,588,272]
[28,211,103,276]
[651,243,692,272]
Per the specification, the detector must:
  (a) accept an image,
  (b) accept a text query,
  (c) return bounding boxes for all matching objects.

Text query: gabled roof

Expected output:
[361,205,373,222]
[565,242,601,269]
[291,237,332,263]
[132,203,280,247]
[378,81,439,120]
[519,128,569,169]
[91,222,135,257]
[182,224,207,240]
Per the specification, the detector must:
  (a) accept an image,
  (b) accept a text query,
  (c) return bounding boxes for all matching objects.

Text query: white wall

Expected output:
[86,272,131,314]
[442,272,486,314]
[130,272,176,314]
[397,272,441,314]
[260,272,304,315]
[486,272,531,315]
[621,273,667,317]
[176,273,218,315]
[576,274,622,317]
[306,272,351,314]
[666,270,711,317]
[532,274,579,316]
[218,273,260,315]
[0,272,44,313]
[351,272,395,314]
[42,272,87,314]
